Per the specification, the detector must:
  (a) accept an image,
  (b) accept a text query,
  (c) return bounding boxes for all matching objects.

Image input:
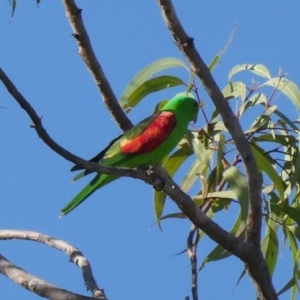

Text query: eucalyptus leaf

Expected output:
[228,64,271,81]
[119,58,188,109]
[121,75,185,112]
[262,77,300,110]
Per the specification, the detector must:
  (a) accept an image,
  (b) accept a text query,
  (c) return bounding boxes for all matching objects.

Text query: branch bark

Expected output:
[0,230,106,300]
[156,1,277,299]
[61,0,132,132]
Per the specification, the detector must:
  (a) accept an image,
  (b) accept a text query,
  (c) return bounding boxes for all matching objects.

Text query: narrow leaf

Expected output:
[223,166,249,233]
[153,145,192,230]
[228,64,271,81]
[250,144,285,202]
[199,210,246,270]
[121,75,184,112]
[262,77,300,110]
[261,225,278,276]
[119,58,188,108]
[222,81,246,101]
[180,160,202,192]
[279,206,300,227]
[184,131,210,167]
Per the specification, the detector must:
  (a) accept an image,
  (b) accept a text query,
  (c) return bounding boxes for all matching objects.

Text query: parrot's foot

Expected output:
[152,177,165,191]
[137,165,165,191]
[147,168,165,191]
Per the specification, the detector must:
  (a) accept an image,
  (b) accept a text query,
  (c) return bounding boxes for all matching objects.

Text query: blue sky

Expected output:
[1,1,300,299]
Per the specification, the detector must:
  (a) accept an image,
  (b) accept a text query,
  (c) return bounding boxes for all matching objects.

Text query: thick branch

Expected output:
[0,253,104,300]
[156,1,277,299]
[61,0,132,131]
[157,0,261,247]
[0,230,106,299]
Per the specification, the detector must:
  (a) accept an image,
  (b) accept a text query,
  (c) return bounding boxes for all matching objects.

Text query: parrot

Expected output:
[60,94,199,216]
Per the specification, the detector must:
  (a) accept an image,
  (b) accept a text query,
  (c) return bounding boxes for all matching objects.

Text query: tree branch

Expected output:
[0,253,105,300]
[156,0,261,247]
[186,225,198,300]
[156,1,277,299]
[61,0,132,131]
[0,230,106,299]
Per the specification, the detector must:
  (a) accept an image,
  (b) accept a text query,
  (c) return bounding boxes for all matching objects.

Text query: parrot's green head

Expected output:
[162,94,199,123]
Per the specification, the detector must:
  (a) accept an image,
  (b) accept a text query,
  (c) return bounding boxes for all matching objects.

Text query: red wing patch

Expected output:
[120,111,176,154]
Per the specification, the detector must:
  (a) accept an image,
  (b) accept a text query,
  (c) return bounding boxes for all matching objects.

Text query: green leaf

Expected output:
[278,206,300,227]
[277,270,300,297]
[153,100,168,114]
[253,133,296,145]
[223,166,249,233]
[216,134,225,183]
[262,77,300,110]
[121,75,185,112]
[184,131,210,167]
[199,210,246,270]
[238,93,267,116]
[289,132,300,190]
[180,160,202,192]
[261,225,278,276]
[153,145,192,230]
[208,55,219,71]
[288,229,300,298]
[199,167,249,270]
[193,190,237,201]
[160,212,186,221]
[250,144,285,202]
[222,81,246,101]
[228,64,271,81]
[286,225,300,243]
[119,58,188,109]
[277,229,300,298]
[273,109,299,131]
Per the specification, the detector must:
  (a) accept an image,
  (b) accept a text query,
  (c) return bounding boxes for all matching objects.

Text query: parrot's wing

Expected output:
[70,134,124,182]
[102,111,176,165]
[71,134,124,172]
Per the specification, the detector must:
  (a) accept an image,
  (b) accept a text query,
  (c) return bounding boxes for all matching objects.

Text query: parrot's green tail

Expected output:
[60,174,116,217]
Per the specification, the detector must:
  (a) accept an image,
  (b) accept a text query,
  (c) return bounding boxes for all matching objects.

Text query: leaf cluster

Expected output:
[121,57,300,298]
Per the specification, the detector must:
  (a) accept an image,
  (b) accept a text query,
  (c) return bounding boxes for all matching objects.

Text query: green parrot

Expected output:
[60,94,199,216]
